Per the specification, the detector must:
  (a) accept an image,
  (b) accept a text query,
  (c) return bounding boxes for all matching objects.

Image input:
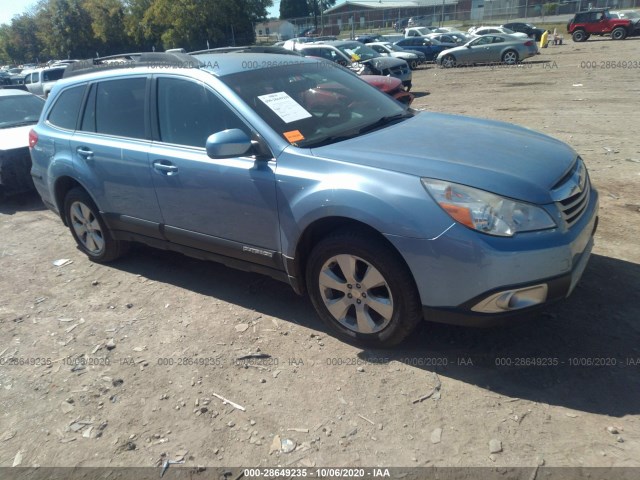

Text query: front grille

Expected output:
[551,158,591,228]
[390,65,409,75]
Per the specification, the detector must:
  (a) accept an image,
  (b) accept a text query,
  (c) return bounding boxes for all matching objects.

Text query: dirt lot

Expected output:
[1,38,639,474]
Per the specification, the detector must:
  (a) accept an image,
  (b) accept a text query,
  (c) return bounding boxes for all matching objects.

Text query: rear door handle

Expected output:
[152,160,179,175]
[76,146,94,161]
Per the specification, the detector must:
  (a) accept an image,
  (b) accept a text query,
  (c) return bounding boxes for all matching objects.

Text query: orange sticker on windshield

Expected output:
[284,130,305,143]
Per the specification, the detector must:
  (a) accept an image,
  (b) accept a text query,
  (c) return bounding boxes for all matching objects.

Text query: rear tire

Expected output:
[63,188,128,263]
[611,27,627,40]
[572,30,587,42]
[409,60,419,70]
[502,50,519,65]
[306,228,423,347]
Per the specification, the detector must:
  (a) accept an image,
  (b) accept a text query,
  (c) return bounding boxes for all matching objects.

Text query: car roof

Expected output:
[474,33,521,40]
[59,52,319,84]
[322,40,364,47]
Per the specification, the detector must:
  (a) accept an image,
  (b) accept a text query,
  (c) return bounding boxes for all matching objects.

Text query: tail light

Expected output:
[524,40,534,46]
[29,129,38,148]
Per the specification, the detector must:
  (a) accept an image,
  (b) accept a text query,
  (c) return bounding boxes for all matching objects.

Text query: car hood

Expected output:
[0,125,32,151]
[391,52,417,59]
[311,112,577,204]
[361,56,406,69]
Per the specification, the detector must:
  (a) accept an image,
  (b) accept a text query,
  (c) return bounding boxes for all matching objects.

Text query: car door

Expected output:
[585,11,604,34]
[70,76,164,236]
[466,36,496,63]
[149,75,281,268]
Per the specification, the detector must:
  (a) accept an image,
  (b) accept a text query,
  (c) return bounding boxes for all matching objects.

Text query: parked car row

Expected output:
[0,64,69,97]
[283,40,413,90]
[353,24,540,67]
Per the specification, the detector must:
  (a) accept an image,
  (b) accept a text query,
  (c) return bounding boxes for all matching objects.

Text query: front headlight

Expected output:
[421,179,556,237]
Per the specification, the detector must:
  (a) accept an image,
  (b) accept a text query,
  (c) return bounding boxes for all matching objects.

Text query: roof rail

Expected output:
[190,46,303,56]
[62,52,202,79]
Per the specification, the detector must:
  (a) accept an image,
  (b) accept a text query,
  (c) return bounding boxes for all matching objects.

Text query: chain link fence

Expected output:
[269,0,640,40]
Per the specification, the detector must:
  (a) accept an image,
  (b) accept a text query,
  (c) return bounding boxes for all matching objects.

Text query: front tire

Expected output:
[63,188,128,263]
[441,54,456,68]
[306,229,423,347]
[409,60,419,70]
[611,27,627,40]
[572,29,587,42]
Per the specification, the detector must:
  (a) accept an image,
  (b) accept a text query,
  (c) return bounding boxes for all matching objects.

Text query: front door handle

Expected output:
[76,146,94,161]
[152,160,179,175]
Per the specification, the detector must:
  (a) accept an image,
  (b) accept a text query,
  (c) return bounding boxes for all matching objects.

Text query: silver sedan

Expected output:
[436,34,538,68]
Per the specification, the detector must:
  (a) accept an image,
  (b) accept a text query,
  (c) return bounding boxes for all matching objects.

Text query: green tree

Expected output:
[308,1,336,28]
[142,0,271,51]
[37,0,96,58]
[280,0,309,19]
[0,13,43,63]
[84,0,128,55]
[123,0,157,50]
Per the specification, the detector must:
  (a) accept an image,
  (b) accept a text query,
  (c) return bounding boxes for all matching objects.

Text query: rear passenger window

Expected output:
[156,77,249,148]
[48,85,85,130]
[95,78,146,139]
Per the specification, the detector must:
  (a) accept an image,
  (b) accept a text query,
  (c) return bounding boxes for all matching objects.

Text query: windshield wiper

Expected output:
[306,112,413,148]
[357,112,413,135]
[305,132,363,148]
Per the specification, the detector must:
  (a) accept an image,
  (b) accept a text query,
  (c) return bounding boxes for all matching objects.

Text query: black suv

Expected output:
[502,22,546,41]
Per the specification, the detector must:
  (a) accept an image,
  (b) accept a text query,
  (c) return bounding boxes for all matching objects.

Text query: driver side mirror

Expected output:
[206,129,253,159]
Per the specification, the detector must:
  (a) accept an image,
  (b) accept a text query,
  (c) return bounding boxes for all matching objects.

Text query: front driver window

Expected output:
[157,77,249,148]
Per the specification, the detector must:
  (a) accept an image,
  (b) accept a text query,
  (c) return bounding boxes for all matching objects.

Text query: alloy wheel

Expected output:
[317,254,394,334]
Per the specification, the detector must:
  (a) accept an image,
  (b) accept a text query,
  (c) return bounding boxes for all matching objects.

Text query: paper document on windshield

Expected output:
[257,92,312,124]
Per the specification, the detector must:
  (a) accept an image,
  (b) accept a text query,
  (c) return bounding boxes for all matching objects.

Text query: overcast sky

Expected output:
[0,0,284,26]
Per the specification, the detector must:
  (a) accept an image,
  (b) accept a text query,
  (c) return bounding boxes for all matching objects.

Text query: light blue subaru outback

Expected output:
[29,52,598,347]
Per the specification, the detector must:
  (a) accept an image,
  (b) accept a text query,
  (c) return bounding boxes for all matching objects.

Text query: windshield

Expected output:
[502,27,516,34]
[0,94,45,129]
[387,44,404,52]
[334,43,380,61]
[220,62,410,148]
[42,68,65,82]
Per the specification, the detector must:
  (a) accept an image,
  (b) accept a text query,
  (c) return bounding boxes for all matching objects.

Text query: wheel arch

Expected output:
[54,176,93,226]
[290,217,415,296]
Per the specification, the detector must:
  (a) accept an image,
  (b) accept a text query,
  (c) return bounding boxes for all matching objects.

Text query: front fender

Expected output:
[275,148,454,258]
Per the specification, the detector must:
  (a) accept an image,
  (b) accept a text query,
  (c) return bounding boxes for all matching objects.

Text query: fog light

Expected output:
[471,284,548,314]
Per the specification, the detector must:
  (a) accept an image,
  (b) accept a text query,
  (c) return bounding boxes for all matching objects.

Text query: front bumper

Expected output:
[385,187,599,326]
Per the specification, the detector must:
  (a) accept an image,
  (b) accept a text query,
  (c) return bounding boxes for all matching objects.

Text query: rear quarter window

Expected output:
[47,84,86,130]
